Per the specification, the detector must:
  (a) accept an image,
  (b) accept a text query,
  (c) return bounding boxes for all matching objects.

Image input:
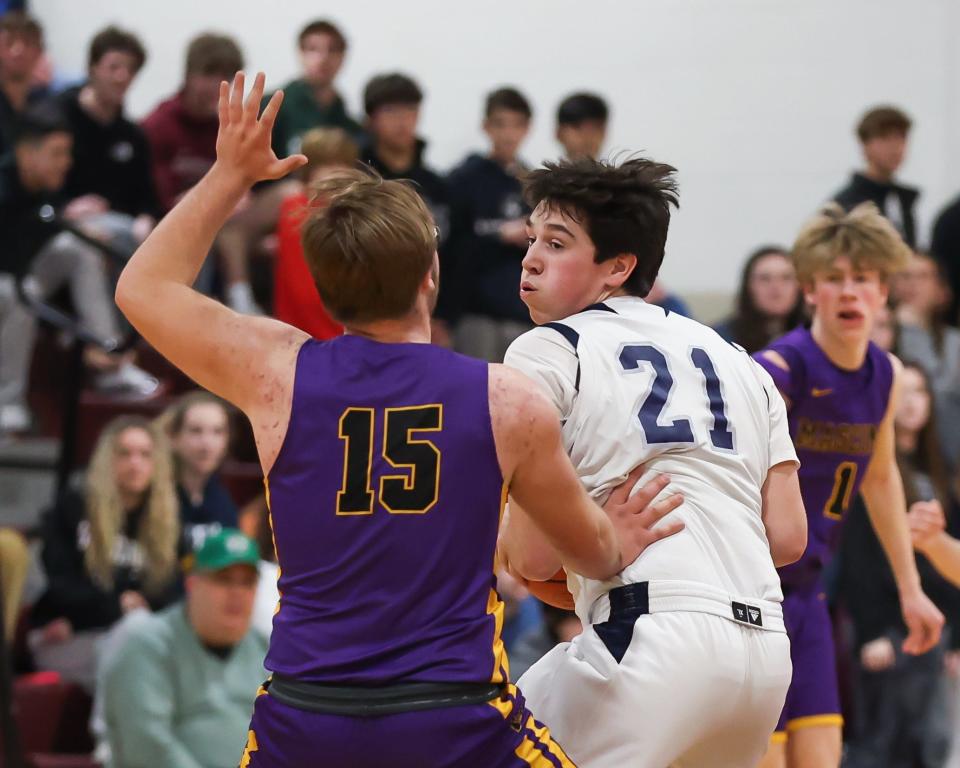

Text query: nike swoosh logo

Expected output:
[811,388,833,397]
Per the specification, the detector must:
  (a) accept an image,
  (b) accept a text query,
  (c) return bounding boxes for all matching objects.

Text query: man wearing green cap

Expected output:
[101,529,269,768]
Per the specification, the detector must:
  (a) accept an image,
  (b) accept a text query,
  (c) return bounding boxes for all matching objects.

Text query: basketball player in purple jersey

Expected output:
[115,73,686,768]
[754,203,944,768]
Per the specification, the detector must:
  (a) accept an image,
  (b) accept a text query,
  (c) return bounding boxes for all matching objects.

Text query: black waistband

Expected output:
[594,582,650,664]
[267,675,504,717]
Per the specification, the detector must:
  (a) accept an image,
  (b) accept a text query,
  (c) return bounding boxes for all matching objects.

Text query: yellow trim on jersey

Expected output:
[486,685,577,767]
[769,731,788,744]
[785,714,844,732]
[486,586,509,683]
[263,478,282,617]
[486,482,511,684]
[515,713,577,767]
[239,730,259,768]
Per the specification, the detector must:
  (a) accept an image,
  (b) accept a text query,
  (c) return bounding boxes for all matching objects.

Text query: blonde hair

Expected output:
[84,415,179,595]
[792,202,911,285]
[301,127,358,174]
[301,167,435,323]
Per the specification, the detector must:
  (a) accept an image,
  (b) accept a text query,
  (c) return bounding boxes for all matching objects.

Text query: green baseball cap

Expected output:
[191,528,260,573]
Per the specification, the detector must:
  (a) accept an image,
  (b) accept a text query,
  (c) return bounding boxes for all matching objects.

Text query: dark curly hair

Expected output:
[522,156,679,298]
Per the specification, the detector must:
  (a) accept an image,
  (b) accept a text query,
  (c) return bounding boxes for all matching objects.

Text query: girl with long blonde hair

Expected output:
[30,415,180,690]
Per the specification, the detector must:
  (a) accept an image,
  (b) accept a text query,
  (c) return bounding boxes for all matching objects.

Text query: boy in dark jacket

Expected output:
[448,87,532,361]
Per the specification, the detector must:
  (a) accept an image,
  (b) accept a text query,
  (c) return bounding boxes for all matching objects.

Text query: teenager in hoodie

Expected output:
[448,87,533,362]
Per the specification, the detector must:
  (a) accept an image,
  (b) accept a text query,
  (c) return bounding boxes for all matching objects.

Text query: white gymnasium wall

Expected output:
[31,0,960,301]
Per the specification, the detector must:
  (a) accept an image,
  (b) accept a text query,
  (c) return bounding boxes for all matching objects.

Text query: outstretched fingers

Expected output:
[244,72,266,125]
[229,71,245,124]
[266,154,309,180]
[259,89,285,135]
[218,80,230,127]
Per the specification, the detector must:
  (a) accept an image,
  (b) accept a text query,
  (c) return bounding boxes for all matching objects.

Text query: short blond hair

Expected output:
[301,167,435,324]
[792,202,911,285]
[300,127,358,173]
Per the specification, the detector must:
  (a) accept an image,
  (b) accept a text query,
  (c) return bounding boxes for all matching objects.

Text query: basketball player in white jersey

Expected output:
[498,157,808,767]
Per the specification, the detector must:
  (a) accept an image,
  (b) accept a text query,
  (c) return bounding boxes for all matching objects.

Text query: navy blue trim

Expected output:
[662,306,671,317]
[594,582,649,663]
[542,322,579,351]
[542,322,581,393]
[583,302,617,314]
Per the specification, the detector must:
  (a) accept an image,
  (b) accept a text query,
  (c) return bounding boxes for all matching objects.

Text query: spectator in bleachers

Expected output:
[0,104,157,432]
[101,528,267,768]
[142,33,241,213]
[28,415,180,691]
[893,252,960,468]
[555,92,608,161]
[839,362,960,767]
[0,527,28,642]
[361,72,456,343]
[58,26,159,256]
[273,127,355,340]
[141,33,266,313]
[931,192,960,325]
[267,19,362,158]
[448,87,532,361]
[713,245,804,353]
[159,391,238,552]
[833,106,918,247]
[0,10,46,159]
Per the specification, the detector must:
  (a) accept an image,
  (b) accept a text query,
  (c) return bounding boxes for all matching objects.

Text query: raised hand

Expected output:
[215,71,307,186]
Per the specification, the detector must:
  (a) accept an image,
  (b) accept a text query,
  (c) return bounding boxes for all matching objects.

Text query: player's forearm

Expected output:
[498,501,563,581]
[920,533,960,588]
[117,164,247,308]
[862,474,922,595]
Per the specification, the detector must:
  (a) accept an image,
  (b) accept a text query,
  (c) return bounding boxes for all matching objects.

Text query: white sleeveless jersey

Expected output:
[504,296,797,621]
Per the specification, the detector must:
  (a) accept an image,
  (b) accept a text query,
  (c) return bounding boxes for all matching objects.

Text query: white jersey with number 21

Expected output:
[504,295,797,622]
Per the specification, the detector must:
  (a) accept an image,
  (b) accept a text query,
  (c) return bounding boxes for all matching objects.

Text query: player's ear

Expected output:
[607,252,638,289]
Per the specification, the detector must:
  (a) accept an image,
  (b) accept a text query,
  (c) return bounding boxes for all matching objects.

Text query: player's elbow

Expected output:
[508,544,563,582]
[114,268,137,319]
[771,522,807,567]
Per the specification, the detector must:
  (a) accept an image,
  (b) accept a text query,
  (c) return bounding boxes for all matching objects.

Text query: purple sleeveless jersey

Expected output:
[263,337,509,686]
[754,327,893,587]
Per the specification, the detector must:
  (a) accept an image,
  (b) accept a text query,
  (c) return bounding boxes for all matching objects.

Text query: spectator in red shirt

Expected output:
[273,127,357,340]
[142,34,259,307]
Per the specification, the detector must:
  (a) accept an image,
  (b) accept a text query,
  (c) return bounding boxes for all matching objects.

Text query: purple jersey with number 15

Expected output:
[262,336,509,687]
[754,327,893,587]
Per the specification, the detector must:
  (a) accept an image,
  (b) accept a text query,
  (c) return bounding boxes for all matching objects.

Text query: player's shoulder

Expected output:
[487,363,560,454]
[506,323,581,363]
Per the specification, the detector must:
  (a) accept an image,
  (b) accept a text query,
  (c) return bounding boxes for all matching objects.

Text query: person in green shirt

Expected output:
[267,19,363,157]
[102,529,268,768]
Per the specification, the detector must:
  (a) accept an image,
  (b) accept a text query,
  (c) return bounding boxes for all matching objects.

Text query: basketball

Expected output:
[522,568,574,610]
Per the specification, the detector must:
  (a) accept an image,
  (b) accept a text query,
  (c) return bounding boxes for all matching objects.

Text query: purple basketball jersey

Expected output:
[263,337,509,686]
[754,327,893,587]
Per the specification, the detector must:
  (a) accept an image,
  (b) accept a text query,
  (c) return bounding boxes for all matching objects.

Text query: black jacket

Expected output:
[0,159,64,279]
[361,140,462,322]
[833,172,919,248]
[31,490,179,631]
[447,153,531,324]
[837,494,960,651]
[932,194,960,323]
[58,86,161,218]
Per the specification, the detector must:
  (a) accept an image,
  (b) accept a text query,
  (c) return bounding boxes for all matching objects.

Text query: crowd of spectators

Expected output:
[1,8,960,767]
